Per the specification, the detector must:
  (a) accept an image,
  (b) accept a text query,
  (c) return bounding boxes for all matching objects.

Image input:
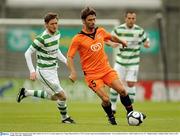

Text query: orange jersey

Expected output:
[67,27,113,79]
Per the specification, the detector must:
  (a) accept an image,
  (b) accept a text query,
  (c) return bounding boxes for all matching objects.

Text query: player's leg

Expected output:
[111,79,133,114]
[110,63,126,113]
[17,70,54,102]
[54,91,75,124]
[124,69,146,119]
[104,70,133,114]
[17,90,75,123]
[97,87,117,125]
[17,84,51,103]
[109,89,118,114]
[105,70,146,120]
[17,69,75,123]
[40,69,75,124]
[125,67,139,103]
[126,82,136,103]
[87,78,117,125]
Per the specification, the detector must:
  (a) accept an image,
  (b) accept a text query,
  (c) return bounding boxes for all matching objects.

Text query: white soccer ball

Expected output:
[127,111,144,126]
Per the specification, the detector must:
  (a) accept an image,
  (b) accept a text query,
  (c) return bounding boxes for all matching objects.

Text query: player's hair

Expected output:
[81,7,96,20]
[44,12,59,23]
[125,10,136,17]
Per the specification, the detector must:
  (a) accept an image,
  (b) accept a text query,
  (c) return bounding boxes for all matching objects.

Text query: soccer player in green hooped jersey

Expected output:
[17,12,75,124]
[107,10,150,114]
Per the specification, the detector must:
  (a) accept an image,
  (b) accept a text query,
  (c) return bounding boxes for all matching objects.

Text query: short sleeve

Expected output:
[100,27,112,41]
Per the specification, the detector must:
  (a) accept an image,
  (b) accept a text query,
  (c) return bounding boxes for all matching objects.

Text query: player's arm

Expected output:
[57,49,67,66]
[67,37,79,83]
[24,46,36,81]
[105,40,121,48]
[110,35,127,48]
[67,56,77,83]
[141,29,150,48]
[103,28,127,48]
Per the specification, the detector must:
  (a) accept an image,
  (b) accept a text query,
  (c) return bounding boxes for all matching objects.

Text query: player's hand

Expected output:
[144,40,150,48]
[121,40,128,48]
[30,72,36,81]
[69,72,77,83]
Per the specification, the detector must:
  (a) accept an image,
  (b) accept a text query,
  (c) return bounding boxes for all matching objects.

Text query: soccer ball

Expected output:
[127,111,144,126]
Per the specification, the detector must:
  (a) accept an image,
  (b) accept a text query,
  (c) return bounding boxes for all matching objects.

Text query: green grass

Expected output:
[0,78,180,132]
[0,100,180,132]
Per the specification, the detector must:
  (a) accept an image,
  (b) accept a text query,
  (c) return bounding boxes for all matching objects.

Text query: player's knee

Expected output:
[58,94,66,101]
[60,97,66,101]
[56,92,66,101]
[127,82,135,87]
[102,96,110,105]
[119,88,127,97]
[59,94,66,101]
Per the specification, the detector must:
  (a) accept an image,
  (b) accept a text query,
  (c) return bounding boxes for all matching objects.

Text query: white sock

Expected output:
[126,86,136,103]
[110,89,118,111]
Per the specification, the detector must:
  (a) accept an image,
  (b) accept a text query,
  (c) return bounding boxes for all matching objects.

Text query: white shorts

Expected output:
[114,63,139,82]
[36,69,64,95]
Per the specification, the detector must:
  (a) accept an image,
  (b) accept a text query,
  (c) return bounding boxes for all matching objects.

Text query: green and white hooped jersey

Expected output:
[31,30,61,69]
[112,23,148,68]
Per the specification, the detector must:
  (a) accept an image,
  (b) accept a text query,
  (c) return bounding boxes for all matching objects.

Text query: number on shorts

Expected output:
[90,80,96,87]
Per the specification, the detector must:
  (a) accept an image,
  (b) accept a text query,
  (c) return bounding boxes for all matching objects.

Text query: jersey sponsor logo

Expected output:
[90,43,102,52]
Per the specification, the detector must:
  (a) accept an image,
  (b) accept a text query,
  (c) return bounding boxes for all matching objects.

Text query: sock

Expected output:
[110,89,118,111]
[126,86,136,103]
[57,100,69,120]
[120,95,133,114]
[101,103,114,118]
[25,89,51,99]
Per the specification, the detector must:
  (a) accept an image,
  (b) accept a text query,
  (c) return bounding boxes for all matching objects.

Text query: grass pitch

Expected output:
[0,100,180,132]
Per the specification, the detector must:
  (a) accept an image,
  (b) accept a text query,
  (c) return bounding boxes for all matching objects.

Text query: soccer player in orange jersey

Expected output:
[67,7,134,125]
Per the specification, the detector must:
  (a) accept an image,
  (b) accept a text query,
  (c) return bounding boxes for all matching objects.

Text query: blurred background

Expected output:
[0,0,180,102]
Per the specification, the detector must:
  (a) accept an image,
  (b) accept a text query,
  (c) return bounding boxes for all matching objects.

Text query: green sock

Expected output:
[26,89,50,99]
[57,100,69,120]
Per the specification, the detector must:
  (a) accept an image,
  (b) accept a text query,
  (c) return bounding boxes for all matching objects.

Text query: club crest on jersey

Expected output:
[90,43,102,52]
